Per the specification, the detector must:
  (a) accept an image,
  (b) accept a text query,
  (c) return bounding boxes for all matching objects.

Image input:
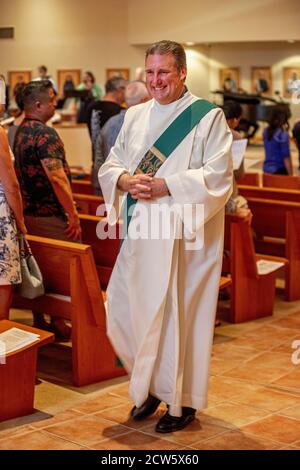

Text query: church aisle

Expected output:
[1,293,300,450]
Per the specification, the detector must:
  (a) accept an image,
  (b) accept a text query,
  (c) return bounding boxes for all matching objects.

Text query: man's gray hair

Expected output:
[145,40,186,71]
[105,76,126,93]
[125,81,149,107]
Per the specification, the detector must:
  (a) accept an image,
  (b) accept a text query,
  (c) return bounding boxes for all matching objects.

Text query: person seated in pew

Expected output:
[92,81,150,194]
[13,81,82,340]
[222,101,252,225]
[292,120,300,170]
[263,106,293,176]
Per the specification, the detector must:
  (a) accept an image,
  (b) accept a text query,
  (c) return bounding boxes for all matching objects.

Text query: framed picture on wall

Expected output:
[219,68,239,93]
[283,67,300,98]
[57,69,81,98]
[8,70,32,98]
[251,67,272,96]
[106,68,130,81]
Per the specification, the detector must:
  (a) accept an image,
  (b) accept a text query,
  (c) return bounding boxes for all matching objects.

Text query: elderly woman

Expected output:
[0,76,26,318]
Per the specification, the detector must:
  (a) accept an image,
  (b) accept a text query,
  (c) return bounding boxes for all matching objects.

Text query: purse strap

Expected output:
[19,235,33,257]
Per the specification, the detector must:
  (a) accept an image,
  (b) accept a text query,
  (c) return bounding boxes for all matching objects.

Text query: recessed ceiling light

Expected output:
[185,42,195,46]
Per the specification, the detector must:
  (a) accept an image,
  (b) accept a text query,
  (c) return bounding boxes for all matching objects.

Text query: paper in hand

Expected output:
[231,139,247,170]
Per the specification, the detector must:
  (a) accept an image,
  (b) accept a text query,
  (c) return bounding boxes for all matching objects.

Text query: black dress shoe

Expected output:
[130,394,161,421]
[155,407,196,433]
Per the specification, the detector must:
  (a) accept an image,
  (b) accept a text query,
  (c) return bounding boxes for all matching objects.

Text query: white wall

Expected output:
[0,0,299,121]
[128,0,300,44]
[0,0,145,87]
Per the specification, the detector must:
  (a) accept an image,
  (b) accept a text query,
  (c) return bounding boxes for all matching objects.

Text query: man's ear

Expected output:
[180,66,187,82]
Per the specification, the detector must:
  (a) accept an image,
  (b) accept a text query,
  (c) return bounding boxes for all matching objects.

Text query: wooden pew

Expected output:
[236,172,260,186]
[223,215,285,323]
[0,320,53,421]
[263,173,300,190]
[13,235,126,386]
[74,193,104,216]
[246,197,300,301]
[71,180,94,195]
[79,214,121,289]
[238,184,300,204]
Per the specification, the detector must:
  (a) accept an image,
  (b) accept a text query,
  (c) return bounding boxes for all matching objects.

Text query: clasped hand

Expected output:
[118,173,169,200]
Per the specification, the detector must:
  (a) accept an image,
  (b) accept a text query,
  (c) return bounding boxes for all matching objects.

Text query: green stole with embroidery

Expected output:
[122,99,216,240]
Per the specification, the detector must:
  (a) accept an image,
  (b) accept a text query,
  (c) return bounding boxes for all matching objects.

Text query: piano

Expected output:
[212,90,291,138]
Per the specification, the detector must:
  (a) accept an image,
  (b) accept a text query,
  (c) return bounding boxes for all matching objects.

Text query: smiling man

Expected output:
[99,40,232,433]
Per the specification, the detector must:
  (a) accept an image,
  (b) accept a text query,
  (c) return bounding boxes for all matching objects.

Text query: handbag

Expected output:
[18,235,45,299]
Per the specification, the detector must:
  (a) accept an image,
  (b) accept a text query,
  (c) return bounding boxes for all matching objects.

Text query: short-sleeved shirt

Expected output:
[263,128,290,174]
[14,118,71,217]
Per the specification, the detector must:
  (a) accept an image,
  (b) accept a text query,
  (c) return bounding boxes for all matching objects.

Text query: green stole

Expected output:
[122,99,216,240]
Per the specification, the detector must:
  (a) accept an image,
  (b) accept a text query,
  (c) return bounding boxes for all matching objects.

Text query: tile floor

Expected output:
[1,291,300,450]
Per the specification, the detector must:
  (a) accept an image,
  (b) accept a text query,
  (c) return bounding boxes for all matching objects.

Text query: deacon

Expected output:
[99,40,232,433]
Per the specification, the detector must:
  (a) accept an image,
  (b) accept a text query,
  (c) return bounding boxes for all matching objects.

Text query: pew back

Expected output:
[263,173,300,190]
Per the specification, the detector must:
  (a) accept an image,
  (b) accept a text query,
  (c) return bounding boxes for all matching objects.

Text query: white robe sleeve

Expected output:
[165,108,233,228]
[98,121,128,224]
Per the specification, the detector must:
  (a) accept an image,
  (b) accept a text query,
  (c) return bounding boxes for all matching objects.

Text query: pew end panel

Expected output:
[224,215,281,323]
[13,235,126,387]
[0,320,54,422]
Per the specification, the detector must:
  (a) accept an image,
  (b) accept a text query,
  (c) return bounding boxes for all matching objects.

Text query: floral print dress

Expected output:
[0,181,21,285]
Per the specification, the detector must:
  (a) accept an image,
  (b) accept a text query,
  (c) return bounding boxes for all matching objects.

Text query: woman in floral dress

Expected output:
[0,76,26,318]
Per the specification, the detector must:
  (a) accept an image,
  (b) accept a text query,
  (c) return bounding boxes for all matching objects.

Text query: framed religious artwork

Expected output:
[251,67,272,96]
[106,68,130,81]
[57,69,81,98]
[219,67,240,93]
[8,70,32,98]
[283,67,300,98]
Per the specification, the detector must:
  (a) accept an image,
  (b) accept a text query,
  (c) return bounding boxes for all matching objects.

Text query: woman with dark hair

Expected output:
[263,106,292,175]
[8,82,26,149]
[77,71,103,101]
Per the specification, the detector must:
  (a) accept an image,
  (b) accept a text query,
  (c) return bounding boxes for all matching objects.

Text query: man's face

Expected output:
[38,87,57,122]
[145,53,186,105]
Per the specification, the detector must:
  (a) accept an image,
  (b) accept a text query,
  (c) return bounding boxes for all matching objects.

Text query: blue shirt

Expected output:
[263,128,290,174]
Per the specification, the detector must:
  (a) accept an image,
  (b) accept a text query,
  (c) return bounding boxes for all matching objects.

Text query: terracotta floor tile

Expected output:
[108,383,130,399]
[222,363,289,384]
[91,430,185,450]
[142,417,228,446]
[212,344,258,362]
[242,415,300,444]
[0,425,34,442]
[272,317,300,331]
[232,388,300,412]
[204,402,269,427]
[96,402,167,430]
[271,369,300,393]
[0,430,84,450]
[208,376,262,401]
[72,394,129,414]
[231,336,285,352]
[30,409,83,429]
[245,351,295,370]
[192,430,281,450]
[279,403,300,420]
[209,357,240,376]
[45,415,129,446]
